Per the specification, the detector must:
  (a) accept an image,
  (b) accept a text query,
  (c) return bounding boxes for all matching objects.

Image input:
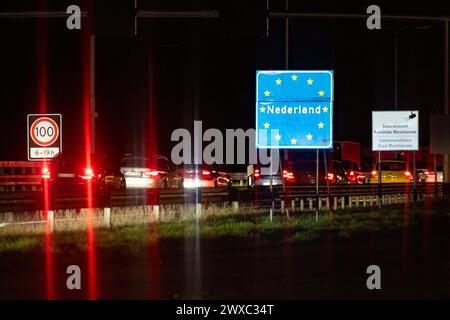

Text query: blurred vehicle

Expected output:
[369,159,412,184]
[341,160,366,184]
[228,171,247,187]
[216,164,247,187]
[120,155,182,189]
[415,161,439,183]
[211,164,232,187]
[416,168,433,183]
[41,154,125,192]
[178,164,231,188]
[416,165,443,183]
[333,141,361,168]
[361,161,374,184]
[435,165,444,183]
[281,159,349,185]
[332,160,352,184]
[247,164,282,187]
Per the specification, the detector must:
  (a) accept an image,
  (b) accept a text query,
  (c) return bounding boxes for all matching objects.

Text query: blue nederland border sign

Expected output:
[256,70,334,149]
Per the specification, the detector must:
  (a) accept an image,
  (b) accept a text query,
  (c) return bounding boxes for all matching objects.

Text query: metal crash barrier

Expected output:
[0,183,443,212]
[0,183,443,232]
[0,162,43,192]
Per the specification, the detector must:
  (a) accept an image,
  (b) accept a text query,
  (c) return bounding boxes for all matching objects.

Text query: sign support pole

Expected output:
[434,153,438,197]
[443,21,450,188]
[413,151,417,203]
[323,150,331,214]
[378,150,382,208]
[279,0,289,218]
[269,151,273,222]
[316,149,319,221]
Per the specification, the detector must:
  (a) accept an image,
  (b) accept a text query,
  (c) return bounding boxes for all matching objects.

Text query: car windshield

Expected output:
[55,159,77,172]
[378,162,406,171]
[182,164,212,171]
[120,157,150,168]
[288,161,329,171]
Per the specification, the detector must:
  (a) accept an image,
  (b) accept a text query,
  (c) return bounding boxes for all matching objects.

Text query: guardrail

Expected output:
[0,183,443,213]
[264,183,442,211]
[0,184,443,233]
[0,161,43,192]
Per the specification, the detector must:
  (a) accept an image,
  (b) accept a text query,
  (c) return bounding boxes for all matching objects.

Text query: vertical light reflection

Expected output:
[86,182,97,300]
[148,222,161,300]
[401,185,410,286]
[185,193,202,299]
[421,190,432,287]
[35,0,55,299]
[82,0,97,300]
[282,219,294,298]
[43,177,55,300]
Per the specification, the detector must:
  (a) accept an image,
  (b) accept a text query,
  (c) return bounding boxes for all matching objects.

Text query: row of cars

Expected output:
[41,154,442,192]
[41,154,232,192]
[247,159,366,187]
[247,159,442,186]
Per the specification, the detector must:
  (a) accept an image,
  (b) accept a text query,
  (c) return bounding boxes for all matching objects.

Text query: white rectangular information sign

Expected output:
[372,111,419,151]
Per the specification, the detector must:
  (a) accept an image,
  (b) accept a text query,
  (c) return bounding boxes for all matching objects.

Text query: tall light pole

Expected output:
[394,26,430,109]
[444,21,449,185]
[391,26,429,202]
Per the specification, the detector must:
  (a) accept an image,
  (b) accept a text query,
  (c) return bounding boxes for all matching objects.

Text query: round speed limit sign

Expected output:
[30,117,60,147]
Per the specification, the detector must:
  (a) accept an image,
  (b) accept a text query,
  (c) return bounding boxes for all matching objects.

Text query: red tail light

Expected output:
[144,170,159,178]
[254,169,260,178]
[282,170,294,180]
[82,167,95,180]
[404,171,411,177]
[349,171,355,176]
[202,170,211,176]
[327,173,334,180]
[42,167,51,179]
[424,171,430,175]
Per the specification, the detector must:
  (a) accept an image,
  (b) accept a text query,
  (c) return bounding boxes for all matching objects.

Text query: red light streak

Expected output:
[82,1,97,299]
[43,173,55,300]
[35,0,55,298]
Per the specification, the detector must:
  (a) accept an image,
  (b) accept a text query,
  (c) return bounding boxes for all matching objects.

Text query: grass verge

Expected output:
[0,200,449,253]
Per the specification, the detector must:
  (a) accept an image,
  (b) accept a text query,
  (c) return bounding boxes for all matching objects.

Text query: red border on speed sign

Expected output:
[30,117,59,147]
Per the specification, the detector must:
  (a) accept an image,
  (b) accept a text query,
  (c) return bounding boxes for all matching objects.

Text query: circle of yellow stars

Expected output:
[260,73,329,145]
[263,74,326,99]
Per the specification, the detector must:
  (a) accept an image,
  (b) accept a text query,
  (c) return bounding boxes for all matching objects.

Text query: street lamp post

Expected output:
[393,26,429,202]
[380,26,429,203]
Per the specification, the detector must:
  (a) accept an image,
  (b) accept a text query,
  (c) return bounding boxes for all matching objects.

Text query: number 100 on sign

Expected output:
[27,114,62,160]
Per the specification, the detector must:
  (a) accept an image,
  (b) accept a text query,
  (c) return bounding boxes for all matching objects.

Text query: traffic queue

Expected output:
[38,141,442,191]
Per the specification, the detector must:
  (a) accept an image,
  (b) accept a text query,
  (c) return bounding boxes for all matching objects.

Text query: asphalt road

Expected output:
[0,221,449,299]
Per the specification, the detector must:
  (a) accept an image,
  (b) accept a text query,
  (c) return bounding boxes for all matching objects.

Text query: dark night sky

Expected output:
[0,0,449,161]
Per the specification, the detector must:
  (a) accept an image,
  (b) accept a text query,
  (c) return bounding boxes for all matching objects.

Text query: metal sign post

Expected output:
[316,149,319,221]
[378,150,382,207]
[413,150,417,203]
[269,150,273,222]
